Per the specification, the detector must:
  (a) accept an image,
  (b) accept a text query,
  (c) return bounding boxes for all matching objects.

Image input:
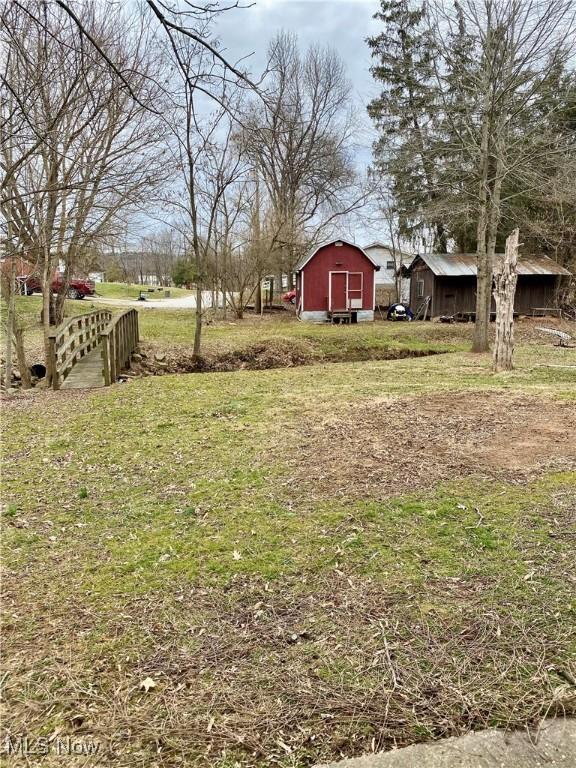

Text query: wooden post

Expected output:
[111,331,117,382]
[121,318,126,368]
[117,322,120,372]
[101,334,111,386]
[493,228,519,372]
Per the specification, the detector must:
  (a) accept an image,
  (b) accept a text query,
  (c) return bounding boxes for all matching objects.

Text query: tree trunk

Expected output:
[222,287,227,319]
[42,255,55,386]
[13,327,32,389]
[475,118,506,353]
[493,229,519,373]
[472,102,491,352]
[193,285,202,357]
[4,253,16,389]
[255,278,262,314]
[474,250,493,349]
[395,273,402,304]
[54,285,67,326]
[435,222,448,253]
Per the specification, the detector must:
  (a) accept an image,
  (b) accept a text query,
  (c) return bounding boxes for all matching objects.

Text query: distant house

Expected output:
[58,258,105,283]
[363,242,415,306]
[408,253,571,317]
[1,256,38,282]
[295,239,380,322]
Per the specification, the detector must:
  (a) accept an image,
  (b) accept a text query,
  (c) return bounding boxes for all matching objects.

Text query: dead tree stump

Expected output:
[493,228,519,372]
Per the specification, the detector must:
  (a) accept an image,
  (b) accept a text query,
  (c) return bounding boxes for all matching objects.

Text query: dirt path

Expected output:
[90,290,218,310]
[283,391,576,500]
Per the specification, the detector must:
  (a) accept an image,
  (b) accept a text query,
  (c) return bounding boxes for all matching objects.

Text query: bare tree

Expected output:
[1,250,32,390]
[1,1,166,384]
[139,228,184,286]
[210,172,279,319]
[1,234,16,389]
[241,32,360,285]
[430,0,576,351]
[376,191,408,304]
[178,114,246,343]
[22,0,257,102]
[2,0,257,382]
[158,26,249,352]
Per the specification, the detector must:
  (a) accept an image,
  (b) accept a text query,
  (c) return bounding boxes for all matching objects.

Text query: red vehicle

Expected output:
[19,275,95,299]
[282,289,296,305]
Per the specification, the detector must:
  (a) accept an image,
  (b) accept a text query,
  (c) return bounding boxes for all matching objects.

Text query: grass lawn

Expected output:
[2,310,575,766]
[95,282,193,300]
[138,309,468,356]
[4,295,469,367]
[8,293,572,364]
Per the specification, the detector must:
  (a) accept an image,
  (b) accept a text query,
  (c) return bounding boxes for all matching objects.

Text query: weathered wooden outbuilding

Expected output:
[295,239,380,322]
[408,253,571,317]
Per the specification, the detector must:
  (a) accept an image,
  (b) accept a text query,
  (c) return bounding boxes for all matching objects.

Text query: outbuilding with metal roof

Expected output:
[407,253,571,318]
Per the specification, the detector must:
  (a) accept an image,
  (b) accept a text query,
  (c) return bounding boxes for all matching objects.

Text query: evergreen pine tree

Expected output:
[367,0,446,251]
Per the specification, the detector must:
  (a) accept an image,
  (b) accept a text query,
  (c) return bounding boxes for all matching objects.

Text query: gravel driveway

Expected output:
[90,291,221,310]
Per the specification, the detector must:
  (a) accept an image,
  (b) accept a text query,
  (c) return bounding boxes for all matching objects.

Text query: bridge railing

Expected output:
[100,308,139,386]
[48,309,112,391]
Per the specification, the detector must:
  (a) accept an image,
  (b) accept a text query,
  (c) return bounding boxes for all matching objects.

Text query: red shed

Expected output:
[295,239,380,322]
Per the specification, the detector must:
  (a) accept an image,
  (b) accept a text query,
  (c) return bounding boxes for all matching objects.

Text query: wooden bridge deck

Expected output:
[60,345,105,389]
[50,308,139,390]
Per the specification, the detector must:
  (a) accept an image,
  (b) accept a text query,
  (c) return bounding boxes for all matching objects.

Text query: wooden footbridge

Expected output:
[48,309,139,390]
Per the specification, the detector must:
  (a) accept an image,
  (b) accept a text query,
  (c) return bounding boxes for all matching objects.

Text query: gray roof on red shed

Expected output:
[295,239,381,272]
[411,252,571,277]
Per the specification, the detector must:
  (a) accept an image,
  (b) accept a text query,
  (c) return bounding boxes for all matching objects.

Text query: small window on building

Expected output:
[416,279,425,298]
[386,260,395,270]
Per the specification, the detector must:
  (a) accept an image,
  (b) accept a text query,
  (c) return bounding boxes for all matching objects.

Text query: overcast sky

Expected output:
[212,0,384,243]
[141,1,385,243]
[214,0,381,107]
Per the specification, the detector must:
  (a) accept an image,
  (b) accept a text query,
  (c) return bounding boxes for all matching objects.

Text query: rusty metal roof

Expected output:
[414,253,571,277]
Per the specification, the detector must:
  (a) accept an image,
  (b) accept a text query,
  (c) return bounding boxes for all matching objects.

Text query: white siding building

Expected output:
[363,242,414,305]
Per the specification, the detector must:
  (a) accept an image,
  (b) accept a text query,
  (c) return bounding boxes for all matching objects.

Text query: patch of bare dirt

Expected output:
[0,386,95,411]
[284,392,576,500]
